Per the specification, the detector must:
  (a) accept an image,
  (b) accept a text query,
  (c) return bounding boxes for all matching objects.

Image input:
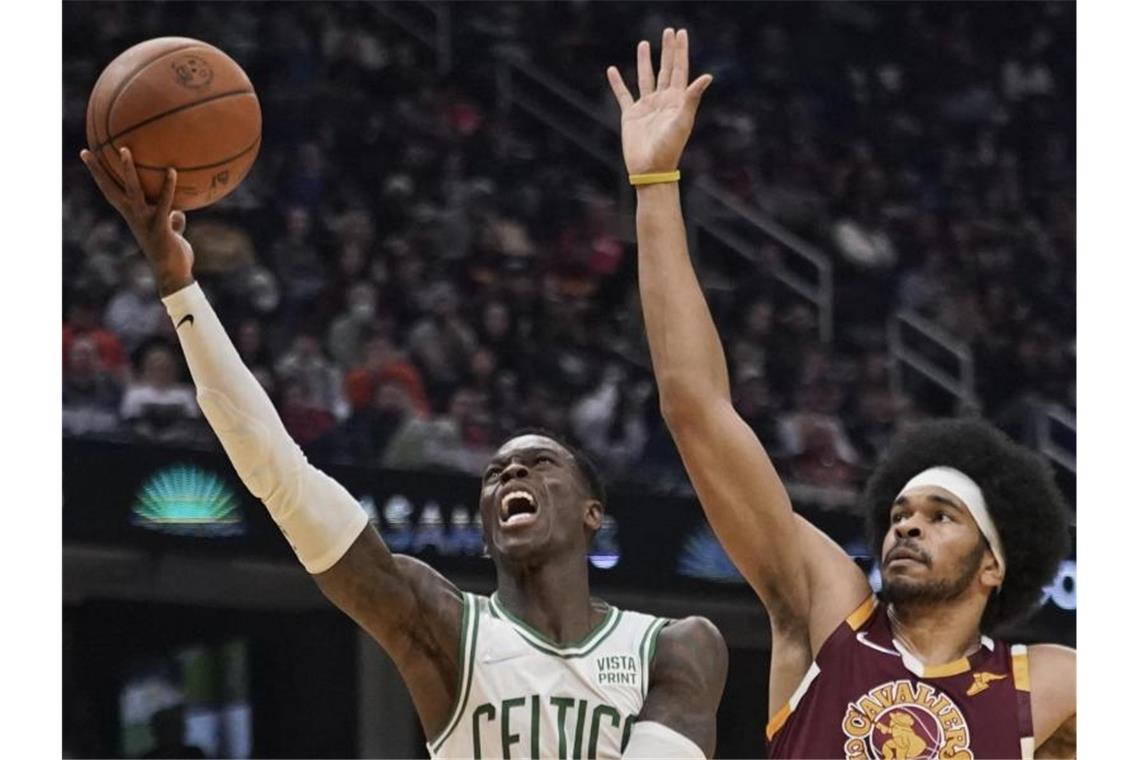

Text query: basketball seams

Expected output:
[131,135,261,173]
[86,38,261,210]
[101,41,203,154]
[95,89,258,154]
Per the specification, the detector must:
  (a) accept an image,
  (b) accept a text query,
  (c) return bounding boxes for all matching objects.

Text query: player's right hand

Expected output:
[80,147,195,297]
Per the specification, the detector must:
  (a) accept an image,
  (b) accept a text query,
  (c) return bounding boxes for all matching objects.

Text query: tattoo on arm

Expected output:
[639,617,728,757]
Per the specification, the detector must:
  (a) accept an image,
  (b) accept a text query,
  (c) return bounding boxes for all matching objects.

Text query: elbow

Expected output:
[658,377,719,433]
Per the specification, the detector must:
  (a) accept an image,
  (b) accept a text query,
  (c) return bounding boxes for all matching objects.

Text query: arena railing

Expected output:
[887,310,978,415]
[1035,402,1076,477]
[492,48,834,344]
[373,0,452,75]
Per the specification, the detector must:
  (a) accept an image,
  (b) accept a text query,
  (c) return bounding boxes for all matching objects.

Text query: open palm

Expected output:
[607,28,713,176]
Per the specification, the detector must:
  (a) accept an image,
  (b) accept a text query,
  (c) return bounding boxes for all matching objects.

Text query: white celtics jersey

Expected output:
[428,592,670,759]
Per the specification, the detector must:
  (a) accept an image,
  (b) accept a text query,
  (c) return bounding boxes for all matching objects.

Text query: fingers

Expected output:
[686,73,714,104]
[79,149,129,212]
[657,28,675,91]
[606,66,634,111]
[155,168,178,230]
[118,147,147,214]
[636,40,654,99]
[674,28,690,89]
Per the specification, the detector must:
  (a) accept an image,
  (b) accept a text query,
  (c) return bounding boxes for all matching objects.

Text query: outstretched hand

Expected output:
[606,28,713,177]
[79,147,195,296]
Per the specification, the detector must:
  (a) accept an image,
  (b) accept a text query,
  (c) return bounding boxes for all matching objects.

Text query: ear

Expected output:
[979,548,1004,592]
[584,499,604,534]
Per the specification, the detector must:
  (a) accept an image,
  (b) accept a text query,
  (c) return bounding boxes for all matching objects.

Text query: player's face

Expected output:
[478,435,599,565]
[880,486,992,605]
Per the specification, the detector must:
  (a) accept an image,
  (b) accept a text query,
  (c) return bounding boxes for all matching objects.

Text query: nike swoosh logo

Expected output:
[176,314,195,329]
[856,631,901,657]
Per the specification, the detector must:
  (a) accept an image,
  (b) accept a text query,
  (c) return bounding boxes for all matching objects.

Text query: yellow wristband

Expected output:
[629,170,681,186]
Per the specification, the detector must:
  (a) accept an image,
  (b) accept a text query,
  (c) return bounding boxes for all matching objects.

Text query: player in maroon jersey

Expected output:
[607,29,1076,759]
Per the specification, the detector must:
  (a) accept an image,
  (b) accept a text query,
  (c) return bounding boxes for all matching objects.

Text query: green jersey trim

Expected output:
[489,593,622,658]
[428,592,481,753]
[639,618,670,698]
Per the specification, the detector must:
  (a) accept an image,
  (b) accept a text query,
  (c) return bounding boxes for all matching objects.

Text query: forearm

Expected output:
[162,282,368,573]
[635,183,731,417]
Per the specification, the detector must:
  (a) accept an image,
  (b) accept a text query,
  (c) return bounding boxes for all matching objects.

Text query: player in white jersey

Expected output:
[79,34,728,759]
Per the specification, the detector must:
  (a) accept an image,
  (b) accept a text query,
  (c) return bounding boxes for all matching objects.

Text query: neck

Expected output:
[887,596,986,665]
[494,551,598,645]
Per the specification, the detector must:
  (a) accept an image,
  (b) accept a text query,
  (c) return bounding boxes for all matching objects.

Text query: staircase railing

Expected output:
[389,20,1074,476]
[1035,402,1076,476]
[374,0,452,75]
[494,50,833,343]
[887,310,977,414]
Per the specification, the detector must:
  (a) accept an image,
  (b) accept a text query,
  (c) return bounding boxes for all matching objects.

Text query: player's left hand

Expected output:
[606,28,713,176]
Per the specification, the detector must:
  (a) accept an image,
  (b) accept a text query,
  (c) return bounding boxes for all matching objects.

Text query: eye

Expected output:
[483,467,502,483]
[536,455,556,466]
[934,511,951,523]
[891,511,906,524]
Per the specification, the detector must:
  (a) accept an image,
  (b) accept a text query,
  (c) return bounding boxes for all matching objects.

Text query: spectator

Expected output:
[62,1,1075,496]
[275,333,350,422]
[778,383,861,487]
[270,206,327,328]
[733,368,782,459]
[64,296,127,380]
[406,281,478,405]
[63,336,122,437]
[235,317,277,397]
[326,281,381,367]
[570,364,650,474]
[280,378,338,448]
[103,258,169,353]
[335,378,418,464]
[384,387,492,475]
[120,342,200,443]
[343,331,430,416]
[729,297,774,380]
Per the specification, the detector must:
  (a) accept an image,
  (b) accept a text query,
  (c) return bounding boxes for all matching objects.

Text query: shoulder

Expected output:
[638,616,726,757]
[1027,643,1076,688]
[650,616,728,693]
[1026,643,1076,746]
[392,554,465,609]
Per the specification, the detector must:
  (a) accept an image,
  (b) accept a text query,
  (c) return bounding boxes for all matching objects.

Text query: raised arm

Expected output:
[79,148,464,737]
[606,30,869,680]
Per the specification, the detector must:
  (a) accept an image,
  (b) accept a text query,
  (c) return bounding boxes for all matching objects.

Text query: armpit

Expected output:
[1034,713,1076,759]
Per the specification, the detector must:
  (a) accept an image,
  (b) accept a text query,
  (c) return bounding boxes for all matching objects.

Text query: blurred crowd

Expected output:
[62,2,1074,493]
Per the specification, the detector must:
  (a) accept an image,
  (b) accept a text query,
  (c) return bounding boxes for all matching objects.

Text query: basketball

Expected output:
[85,37,261,211]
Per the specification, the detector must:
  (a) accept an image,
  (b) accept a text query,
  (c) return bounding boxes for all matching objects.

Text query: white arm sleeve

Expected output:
[623,721,705,759]
[162,282,368,573]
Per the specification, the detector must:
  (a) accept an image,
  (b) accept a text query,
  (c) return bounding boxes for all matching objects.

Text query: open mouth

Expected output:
[499,489,539,528]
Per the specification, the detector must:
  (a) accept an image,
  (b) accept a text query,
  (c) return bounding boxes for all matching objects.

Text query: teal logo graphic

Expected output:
[131,464,245,537]
[678,523,743,583]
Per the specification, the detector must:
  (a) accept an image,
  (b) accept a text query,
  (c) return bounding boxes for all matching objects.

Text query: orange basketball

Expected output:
[86,37,261,211]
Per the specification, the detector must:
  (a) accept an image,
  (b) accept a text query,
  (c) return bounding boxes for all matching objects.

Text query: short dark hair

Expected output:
[863,418,1071,632]
[496,428,606,506]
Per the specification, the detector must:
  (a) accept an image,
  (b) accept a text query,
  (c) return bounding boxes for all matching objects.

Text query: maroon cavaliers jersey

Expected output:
[767,595,1034,760]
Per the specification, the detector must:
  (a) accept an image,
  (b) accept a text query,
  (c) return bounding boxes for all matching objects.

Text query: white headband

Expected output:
[898,466,1005,575]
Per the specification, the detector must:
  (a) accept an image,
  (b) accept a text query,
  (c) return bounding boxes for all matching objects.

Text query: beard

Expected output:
[881,537,986,607]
